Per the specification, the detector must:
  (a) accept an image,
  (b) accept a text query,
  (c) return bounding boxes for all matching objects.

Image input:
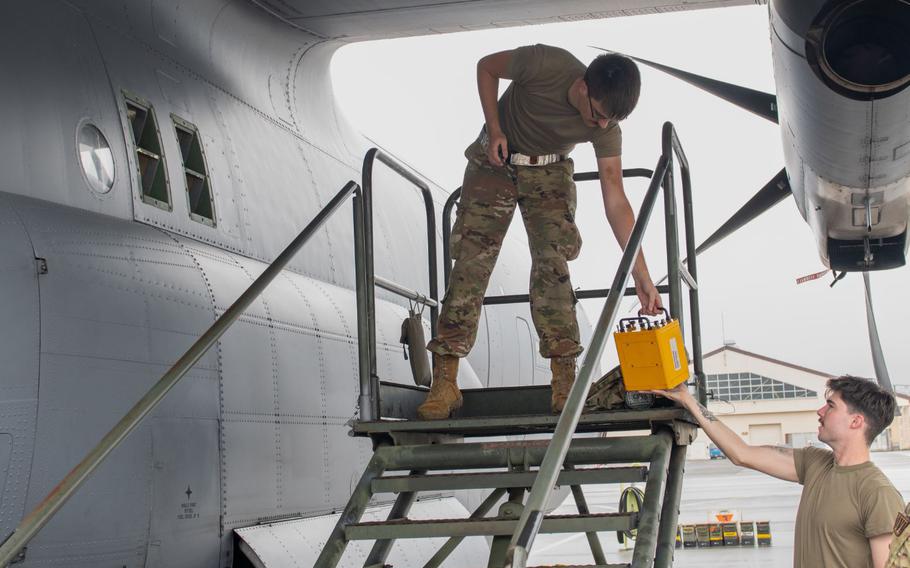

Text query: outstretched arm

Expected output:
[654,383,799,482]
[597,155,661,314]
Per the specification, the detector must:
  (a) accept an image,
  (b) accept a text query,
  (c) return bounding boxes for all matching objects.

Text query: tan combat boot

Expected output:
[417,354,462,420]
[550,356,577,413]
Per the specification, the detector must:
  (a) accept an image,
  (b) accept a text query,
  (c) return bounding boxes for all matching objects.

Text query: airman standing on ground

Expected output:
[654,376,904,568]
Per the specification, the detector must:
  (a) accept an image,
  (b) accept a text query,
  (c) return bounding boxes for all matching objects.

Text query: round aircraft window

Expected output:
[78,123,115,194]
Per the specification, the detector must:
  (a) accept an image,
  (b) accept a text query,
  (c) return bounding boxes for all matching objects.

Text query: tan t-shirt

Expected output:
[497,44,622,158]
[794,446,904,568]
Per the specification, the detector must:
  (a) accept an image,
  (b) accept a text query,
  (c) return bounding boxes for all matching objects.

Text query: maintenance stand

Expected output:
[315,122,707,568]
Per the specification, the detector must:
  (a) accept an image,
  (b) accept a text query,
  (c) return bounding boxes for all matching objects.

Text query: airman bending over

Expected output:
[419,44,663,419]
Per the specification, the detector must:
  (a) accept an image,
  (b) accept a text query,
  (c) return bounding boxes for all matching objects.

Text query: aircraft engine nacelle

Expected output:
[771,0,910,271]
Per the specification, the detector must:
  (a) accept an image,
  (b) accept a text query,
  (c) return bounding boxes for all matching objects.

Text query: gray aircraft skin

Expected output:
[0,0,907,567]
[770,0,910,270]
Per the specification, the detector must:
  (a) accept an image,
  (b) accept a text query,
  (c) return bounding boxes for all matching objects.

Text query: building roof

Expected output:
[703,345,837,380]
[702,345,910,402]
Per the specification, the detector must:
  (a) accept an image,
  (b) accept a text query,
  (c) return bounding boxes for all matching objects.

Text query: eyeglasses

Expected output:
[588,94,611,123]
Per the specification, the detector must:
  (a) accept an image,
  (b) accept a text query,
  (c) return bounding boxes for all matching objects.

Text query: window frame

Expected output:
[705,371,818,402]
[122,91,172,211]
[171,114,216,227]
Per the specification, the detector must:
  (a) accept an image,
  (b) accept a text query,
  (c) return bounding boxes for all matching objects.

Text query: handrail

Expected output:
[375,275,438,308]
[504,155,670,568]
[442,168,653,291]
[505,122,698,567]
[480,285,670,306]
[676,131,707,407]
[0,180,362,568]
[359,148,439,421]
[362,148,439,329]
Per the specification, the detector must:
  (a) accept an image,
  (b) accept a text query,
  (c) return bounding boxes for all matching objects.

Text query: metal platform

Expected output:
[354,407,694,438]
[352,381,697,439]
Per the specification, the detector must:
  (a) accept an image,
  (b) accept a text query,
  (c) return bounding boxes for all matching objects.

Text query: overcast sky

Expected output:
[331,5,909,386]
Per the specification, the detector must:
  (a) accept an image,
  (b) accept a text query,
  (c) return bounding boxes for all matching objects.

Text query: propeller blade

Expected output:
[645,168,790,302]
[694,168,791,257]
[863,271,894,393]
[590,47,779,124]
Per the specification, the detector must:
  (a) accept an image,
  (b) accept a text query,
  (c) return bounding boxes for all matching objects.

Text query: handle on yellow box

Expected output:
[618,316,650,332]
[637,307,670,320]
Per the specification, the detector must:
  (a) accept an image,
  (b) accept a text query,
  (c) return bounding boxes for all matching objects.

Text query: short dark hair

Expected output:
[584,53,641,121]
[826,375,897,445]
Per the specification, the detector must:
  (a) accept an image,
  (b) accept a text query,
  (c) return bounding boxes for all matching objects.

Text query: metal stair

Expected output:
[315,124,704,568]
[315,423,693,568]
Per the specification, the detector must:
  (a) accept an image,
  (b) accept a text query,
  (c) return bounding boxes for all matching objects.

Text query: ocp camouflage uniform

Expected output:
[583,366,626,412]
[426,136,583,359]
[887,503,910,568]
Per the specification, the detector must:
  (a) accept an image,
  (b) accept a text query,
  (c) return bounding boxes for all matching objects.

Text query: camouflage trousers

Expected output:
[427,137,583,359]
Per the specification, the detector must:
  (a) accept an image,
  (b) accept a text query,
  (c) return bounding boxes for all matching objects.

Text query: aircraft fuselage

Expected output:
[0,1,545,565]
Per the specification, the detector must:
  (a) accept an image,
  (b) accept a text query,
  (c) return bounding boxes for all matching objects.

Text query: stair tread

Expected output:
[353,406,692,438]
[378,466,646,481]
[372,467,648,492]
[344,511,636,539]
[352,512,632,527]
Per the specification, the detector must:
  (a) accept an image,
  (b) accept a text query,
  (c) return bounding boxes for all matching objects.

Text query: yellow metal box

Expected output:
[614,310,689,391]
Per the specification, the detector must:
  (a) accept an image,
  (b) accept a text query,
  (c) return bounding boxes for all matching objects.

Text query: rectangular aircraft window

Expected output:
[172,116,215,226]
[123,94,171,210]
